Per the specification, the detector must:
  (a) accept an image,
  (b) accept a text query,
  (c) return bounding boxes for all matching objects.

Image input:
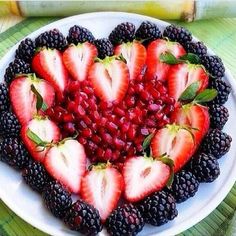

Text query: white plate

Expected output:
[0,12,236,236]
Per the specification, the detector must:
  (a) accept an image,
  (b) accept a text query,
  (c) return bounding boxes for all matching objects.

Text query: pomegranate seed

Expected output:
[148,104,161,112]
[78,120,87,129]
[91,135,102,144]
[146,118,156,127]
[80,92,89,100]
[87,140,98,151]
[96,147,105,158]
[102,133,113,144]
[76,105,86,116]
[81,100,89,109]
[67,101,77,112]
[114,107,125,117]
[121,121,130,133]
[125,96,136,107]
[83,116,92,126]
[104,149,113,160]
[81,129,93,138]
[83,87,94,96]
[127,125,137,139]
[112,150,120,161]
[114,138,125,150]
[106,122,118,133]
[136,83,144,93]
[45,107,54,117]
[63,122,76,134]
[62,113,74,122]
[155,112,164,120]
[78,137,87,145]
[100,101,113,110]
[140,128,149,136]
[68,81,80,93]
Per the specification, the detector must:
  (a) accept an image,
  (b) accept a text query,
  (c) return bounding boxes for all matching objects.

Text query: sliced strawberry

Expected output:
[151,125,195,172]
[167,63,209,101]
[114,42,147,80]
[146,39,186,81]
[81,164,123,222]
[32,48,68,95]
[123,156,171,202]
[171,104,210,145]
[9,74,55,125]
[63,42,98,81]
[44,139,86,194]
[21,116,61,162]
[88,57,129,102]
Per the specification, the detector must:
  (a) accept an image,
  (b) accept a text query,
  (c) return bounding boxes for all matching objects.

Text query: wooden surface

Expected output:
[0,15,23,33]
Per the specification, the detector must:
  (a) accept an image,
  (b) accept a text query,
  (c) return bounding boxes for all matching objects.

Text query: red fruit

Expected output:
[81,164,123,222]
[21,116,61,162]
[32,48,68,94]
[114,42,147,80]
[63,42,98,81]
[89,57,129,102]
[9,75,55,125]
[167,64,209,101]
[151,124,195,172]
[44,139,86,194]
[123,156,171,202]
[146,39,186,81]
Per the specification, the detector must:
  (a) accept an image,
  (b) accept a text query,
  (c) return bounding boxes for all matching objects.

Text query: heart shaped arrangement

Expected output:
[0,20,233,235]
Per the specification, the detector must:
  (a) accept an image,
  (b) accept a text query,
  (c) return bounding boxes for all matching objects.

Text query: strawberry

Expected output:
[44,139,86,194]
[88,57,129,102]
[123,156,172,202]
[151,124,195,172]
[32,48,68,95]
[114,42,147,80]
[21,116,61,162]
[9,74,55,125]
[63,42,98,81]
[146,39,186,81]
[80,164,123,222]
[167,64,209,101]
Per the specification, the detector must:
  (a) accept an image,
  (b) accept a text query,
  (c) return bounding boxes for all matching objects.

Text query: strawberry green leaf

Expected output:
[142,133,154,152]
[180,53,201,64]
[27,128,44,146]
[31,84,48,111]
[179,82,200,101]
[194,89,218,103]
[160,157,174,187]
[159,52,180,65]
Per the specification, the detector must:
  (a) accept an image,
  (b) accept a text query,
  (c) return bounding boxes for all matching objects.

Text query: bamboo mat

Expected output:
[0,17,236,236]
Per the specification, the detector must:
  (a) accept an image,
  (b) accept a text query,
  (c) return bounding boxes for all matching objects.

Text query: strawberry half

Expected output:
[123,156,171,202]
[89,57,129,102]
[80,164,123,222]
[9,74,55,125]
[114,41,147,80]
[44,139,86,194]
[151,124,195,172]
[146,39,186,81]
[21,116,61,162]
[167,64,209,101]
[63,42,98,81]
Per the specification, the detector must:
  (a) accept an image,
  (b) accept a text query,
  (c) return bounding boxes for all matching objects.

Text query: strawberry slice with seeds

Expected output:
[88,57,129,102]
[146,39,186,81]
[114,41,147,80]
[63,42,98,81]
[80,164,123,222]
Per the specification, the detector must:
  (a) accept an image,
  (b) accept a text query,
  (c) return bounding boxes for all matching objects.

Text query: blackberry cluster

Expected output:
[15,38,36,62]
[0,111,20,137]
[185,41,207,58]
[209,104,229,130]
[4,59,31,85]
[42,181,72,219]
[22,161,51,192]
[94,38,114,59]
[135,21,162,45]
[64,200,103,235]
[188,152,220,182]
[137,190,177,226]
[109,22,136,45]
[0,83,10,112]
[67,25,95,45]
[0,137,30,169]
[163,24,192,45]
[169,170,199,203]
[201,129,232,159]
[105,204,144,236]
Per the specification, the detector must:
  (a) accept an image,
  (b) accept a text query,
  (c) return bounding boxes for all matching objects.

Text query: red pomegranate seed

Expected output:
[135,83,144,93]
[81,129,93,138]
[91,111,100,122]
[83,87,94,96]
[114,107,125,117]
[80,92,89,100]
[146,118,156,127]
[136,144,143,153]
[102,133,113,144]
[112,150,120,161]
[81,100,89,109]
[148,104,161,112]
[83,116,92,126]
[91,135,101,144]
[62,113,74,122]
[78,137,87,145]
[127,125,137,139]
[104,149,113,160]
[68,81,80,93]
[67,101,77,112]
[140,128,149,136]
[106,122,118,133]
[87,140,98,151]
[76,105,86,116]
[45,107,54,117]
[125,96,136,107]
[78,120,87,129]
[100,101,113,110]
[96,147,105,158]
[140,90,150,101]
[155,112,164,120]
[114,138,125,150]
[63,122,76,134]
[121,121,130,133]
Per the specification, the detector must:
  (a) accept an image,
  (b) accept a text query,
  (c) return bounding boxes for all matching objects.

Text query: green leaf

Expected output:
[194,89,218,103]
[27,129,44,146]
[142,133,154,151]
[160,157,174,187]
[30,84,48,111]
[180,53,201,64]
[159,52,179,65]
[179,82,200,101]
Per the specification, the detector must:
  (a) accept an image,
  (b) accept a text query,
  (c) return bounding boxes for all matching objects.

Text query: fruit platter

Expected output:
[0,12,235,236]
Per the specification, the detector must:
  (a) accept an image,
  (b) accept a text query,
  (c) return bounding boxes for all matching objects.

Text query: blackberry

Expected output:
[163,24,192,45]
[15,38,36,62]
[137,190,178,226]
[105,204,144,236]
[0,83,10,112]
[209,78,231,105]
[94,38,114,59]
[35,29,67,51]
[42,181,72,219]
[169,170,199,203]
[4,59,31,85]
[209,104,229,130]
[0,111,20,137]
[185,41,207,58]
[109,22,136,45]
[22,161,51,192]
[0,137,30,169]
[67,25,95,45]
[135,21,162,44]
[64,200,103,235]
[201,55,225,78]
[201,129,232,159]
[188,152,220,182]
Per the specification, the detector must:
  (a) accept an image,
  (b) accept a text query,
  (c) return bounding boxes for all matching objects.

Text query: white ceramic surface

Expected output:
[0,12,235,236]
